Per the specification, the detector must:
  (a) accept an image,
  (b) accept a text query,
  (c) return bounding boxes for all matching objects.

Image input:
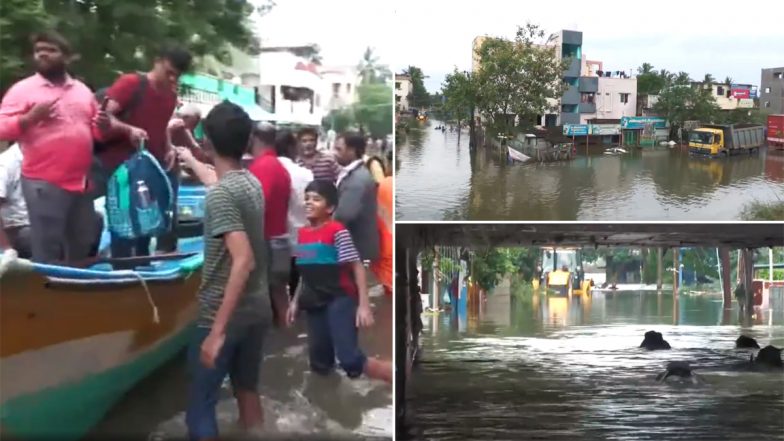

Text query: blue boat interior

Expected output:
[30,184,206,281]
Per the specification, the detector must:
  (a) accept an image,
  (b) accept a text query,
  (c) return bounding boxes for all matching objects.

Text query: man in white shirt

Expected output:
[0,144,31,258]
[275,130,313,298]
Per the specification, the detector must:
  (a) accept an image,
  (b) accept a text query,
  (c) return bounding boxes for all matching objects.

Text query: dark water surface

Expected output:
[90,290,393,440]
[405,283,784,441]
[395,121,784,221]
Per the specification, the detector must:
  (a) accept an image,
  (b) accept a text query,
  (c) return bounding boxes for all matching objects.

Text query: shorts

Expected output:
[186,322,267,439]
[269,236,291,287]
[305,295,367,378]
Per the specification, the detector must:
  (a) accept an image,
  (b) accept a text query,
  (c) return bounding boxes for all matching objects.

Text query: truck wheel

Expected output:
[720,151,728,158]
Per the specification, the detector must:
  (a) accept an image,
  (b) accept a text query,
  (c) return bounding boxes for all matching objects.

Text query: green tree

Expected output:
[472,23,568,135]
[323,107,355,133]
[358,47,385,84]
[403,65,430,109]
[354,83,393,138]
[472,248,515,291]
[653,72,720,138]
[702,73,716,88]
[0,0,270,94]
[440,69,475,127]
[0,0,53,94]
[636,63,666,95]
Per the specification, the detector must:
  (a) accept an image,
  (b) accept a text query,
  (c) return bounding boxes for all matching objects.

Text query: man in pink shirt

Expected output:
[0,32,100,264]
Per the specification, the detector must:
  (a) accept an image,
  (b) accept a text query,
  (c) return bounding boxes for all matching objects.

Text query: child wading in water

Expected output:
[287,180,392,383]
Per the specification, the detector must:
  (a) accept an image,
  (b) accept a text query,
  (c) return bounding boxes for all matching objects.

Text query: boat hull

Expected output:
[0,269,200,440]
[507,146,531,162]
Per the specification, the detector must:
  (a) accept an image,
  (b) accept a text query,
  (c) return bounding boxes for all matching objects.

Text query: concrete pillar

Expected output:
[394,241,408,432]
[673,248,680,297]
[743,248,754,318]
[719,247,732,307]
[656,247,663,291]
[432,249,440,311]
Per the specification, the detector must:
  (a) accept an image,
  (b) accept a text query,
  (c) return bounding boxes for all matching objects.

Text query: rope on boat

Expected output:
[0,249,160,324]
[129,271,160,324]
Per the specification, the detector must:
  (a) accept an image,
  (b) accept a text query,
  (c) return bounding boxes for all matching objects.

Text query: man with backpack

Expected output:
[97,45,192,258]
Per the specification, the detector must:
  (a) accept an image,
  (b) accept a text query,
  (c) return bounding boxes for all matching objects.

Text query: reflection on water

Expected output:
[406,284,784,441]
[395,121,784,221]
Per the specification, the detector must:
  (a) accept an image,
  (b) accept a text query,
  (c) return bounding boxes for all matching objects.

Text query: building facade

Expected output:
[258,51,328,126]
[395,74,412,111]
[690,82,757,110]
[321,66,361,111]
[760,67,784,114]
[579,76,637,123]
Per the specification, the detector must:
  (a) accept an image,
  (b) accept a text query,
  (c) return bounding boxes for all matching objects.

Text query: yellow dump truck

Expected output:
[688,124,764,157]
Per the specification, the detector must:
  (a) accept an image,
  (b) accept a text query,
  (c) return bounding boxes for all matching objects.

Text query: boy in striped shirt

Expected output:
[287,180,391,383]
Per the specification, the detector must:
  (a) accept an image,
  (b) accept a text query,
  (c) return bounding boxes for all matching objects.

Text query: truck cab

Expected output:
[689,128,724,155]
[541,248,590,296]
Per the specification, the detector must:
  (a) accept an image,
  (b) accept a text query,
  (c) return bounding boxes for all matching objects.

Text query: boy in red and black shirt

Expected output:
[287,180,391,383]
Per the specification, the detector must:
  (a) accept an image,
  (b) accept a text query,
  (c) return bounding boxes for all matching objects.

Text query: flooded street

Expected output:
[404,281,784,441]
[90,291,393,440]
[395,121,784,221]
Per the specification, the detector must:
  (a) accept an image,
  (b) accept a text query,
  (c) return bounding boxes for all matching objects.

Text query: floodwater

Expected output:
[403,281,784,441]
[395,121,784,221]
[90,290,393,440]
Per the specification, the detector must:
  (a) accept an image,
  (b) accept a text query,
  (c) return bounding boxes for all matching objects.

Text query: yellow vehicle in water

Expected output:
[537,247,592,297]
[688,124,764,157]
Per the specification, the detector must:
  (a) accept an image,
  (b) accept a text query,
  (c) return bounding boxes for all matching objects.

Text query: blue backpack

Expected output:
[105,143,174,239]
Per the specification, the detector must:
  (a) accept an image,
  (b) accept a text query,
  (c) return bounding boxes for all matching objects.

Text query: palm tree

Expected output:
[638,63,655,75]
[358,47,381,84]
[724,76,733,86]
[676,71,692,85]
[702,73,715,89]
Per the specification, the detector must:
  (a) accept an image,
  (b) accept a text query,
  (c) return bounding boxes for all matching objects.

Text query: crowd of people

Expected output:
[0,30,393,440]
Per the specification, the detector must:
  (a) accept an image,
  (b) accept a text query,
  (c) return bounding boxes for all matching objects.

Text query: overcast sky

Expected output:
[393,0,783,93]
[255,0,393,68]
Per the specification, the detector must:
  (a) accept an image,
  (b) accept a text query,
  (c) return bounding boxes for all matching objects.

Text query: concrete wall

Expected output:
[703,84,745,110]
[761,67,784,114]
[395,76,412,110]
[581,77,637,123]
[322,68,360,111]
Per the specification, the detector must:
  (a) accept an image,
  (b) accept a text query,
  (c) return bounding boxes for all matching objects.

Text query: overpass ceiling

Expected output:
[397,223,784,249]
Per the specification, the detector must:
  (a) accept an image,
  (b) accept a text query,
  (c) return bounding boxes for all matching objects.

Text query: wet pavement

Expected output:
[395,121,784,221]
[403,280,784,441]
[90,288,393,440]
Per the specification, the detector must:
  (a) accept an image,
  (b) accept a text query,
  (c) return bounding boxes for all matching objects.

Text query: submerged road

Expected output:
[403,281,784,440]
[395,120,784,221]
[90,288,393,440]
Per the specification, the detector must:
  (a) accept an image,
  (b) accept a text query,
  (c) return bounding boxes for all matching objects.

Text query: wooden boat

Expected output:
[0,186,206,440]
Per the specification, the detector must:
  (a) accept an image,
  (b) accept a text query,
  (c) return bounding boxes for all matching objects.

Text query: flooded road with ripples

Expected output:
[403,281,784,440]
[89,290,393,440]
[395,121,784,221]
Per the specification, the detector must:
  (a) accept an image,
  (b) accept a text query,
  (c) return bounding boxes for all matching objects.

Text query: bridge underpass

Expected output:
[394,223,784,430]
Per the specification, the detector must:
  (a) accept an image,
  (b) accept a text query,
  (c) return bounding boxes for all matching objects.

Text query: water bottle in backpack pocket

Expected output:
[106,150,173,240]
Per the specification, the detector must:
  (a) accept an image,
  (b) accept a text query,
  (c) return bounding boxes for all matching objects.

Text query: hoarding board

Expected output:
[620,116,668,129]
[738,99,754,108]
[590,124,620,135]
[564,124,589,136]
[731,89,751,99]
